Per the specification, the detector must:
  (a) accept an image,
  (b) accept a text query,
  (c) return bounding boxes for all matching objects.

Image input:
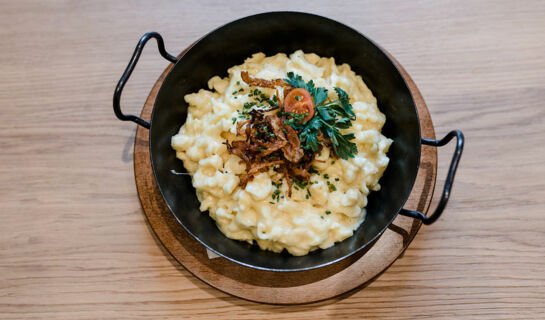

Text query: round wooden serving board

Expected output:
[133,53,437,304]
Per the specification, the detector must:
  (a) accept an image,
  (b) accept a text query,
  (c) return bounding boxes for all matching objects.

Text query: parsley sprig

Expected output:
[283,72,358,159]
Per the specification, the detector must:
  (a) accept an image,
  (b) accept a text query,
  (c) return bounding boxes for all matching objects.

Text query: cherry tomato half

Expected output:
[283,88,315,122]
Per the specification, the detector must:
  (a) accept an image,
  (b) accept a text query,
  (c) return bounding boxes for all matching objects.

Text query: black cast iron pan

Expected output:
[113,12,464,271]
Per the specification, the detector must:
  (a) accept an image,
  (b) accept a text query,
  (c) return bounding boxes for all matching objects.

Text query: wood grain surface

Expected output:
[1,0,544,319]
[132,53,436,304]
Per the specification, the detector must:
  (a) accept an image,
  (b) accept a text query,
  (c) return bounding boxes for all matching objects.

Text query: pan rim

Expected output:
[149,11,422,272]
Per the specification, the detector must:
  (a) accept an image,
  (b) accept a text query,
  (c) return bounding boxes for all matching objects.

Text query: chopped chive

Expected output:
[232,90,238,95]
[335,177,340,181]
[236,81,240,85]
[325,210,331,215]
[324,174,329,179]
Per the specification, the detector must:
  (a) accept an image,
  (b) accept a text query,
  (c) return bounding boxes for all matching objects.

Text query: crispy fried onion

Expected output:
[225,108,319,196]
[225,72,329,196]
[241,71,293,90]
[241,71,294,105]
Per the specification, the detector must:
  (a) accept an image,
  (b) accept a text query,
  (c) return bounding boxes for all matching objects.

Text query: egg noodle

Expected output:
[171,51,392,256]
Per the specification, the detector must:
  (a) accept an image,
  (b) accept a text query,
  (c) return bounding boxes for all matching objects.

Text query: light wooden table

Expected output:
[1,1,544,319]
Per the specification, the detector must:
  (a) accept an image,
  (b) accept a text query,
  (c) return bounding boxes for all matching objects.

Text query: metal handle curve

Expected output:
[113,32,178,129]
[400,130,465,225]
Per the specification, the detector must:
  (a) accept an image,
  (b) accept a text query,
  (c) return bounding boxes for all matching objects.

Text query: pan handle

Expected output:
[399,130,464,225]
[113,32,178,129]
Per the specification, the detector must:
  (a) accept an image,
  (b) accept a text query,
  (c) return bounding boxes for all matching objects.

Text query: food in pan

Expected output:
[171,50,392,256]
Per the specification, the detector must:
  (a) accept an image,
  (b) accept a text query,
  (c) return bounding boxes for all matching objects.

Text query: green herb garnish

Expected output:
[284,72,328,105]
[236,109,250,120]
[271,181,283,188]
[270,182,284,203]
[292,177,308,189]
[279,110,306,123]
[271,188,282,203]
[243,102,256,109]
[283,72,358,159]
[247,88,278,107]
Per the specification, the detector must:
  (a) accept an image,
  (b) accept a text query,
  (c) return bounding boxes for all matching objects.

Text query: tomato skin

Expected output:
[283,88,315,122]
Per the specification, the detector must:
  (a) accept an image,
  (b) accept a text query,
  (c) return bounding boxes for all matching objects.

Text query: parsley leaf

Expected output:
[283,72,359,159]
[284,72,307,88]
[334,87,355,118]
[299,117,322,151]
[285,72,329,106]
[313,87,328,106]
[316,106,335,121]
